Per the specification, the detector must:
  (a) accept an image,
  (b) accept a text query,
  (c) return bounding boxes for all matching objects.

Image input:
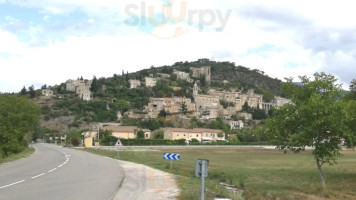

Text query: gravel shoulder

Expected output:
[113,160,179,200]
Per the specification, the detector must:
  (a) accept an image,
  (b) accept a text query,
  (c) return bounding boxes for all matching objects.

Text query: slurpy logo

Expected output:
[124,0,232,39]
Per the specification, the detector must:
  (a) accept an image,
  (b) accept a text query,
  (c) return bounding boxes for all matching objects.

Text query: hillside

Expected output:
[135,59,282,95]
[29,59,284,134]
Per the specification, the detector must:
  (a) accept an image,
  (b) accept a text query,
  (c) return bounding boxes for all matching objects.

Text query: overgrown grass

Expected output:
[0,147,35,164]
[83,147,356,200]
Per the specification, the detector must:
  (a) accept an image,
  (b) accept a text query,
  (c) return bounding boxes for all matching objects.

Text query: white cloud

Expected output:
[1,0,356,92]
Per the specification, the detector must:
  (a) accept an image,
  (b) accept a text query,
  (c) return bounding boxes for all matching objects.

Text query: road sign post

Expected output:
[163,153,181,170]
[195,159,209,200]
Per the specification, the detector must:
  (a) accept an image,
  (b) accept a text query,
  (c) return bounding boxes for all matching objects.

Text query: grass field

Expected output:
[83,147,356,200]
[0,147,35,164]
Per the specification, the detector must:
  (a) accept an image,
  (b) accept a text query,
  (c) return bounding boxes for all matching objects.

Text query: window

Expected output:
[177,134,179,136]
[206,134,209,137]
[196,134,199,137]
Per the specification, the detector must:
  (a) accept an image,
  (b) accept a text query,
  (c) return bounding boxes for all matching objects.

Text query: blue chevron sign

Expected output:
[163,153,181,160]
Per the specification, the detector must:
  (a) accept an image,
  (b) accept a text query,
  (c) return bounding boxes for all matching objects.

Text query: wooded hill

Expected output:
[133,59,282,95]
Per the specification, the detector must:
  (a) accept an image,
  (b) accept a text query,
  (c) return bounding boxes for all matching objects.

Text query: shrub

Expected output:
[71,138,80,146]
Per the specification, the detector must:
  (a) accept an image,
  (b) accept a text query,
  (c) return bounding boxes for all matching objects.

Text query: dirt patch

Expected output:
[113,160,179,200]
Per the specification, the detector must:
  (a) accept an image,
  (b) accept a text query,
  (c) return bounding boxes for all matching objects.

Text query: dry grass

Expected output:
[84,147,356,200]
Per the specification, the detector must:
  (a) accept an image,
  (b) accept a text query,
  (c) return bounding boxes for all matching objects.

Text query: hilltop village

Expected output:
[38,63,291,145]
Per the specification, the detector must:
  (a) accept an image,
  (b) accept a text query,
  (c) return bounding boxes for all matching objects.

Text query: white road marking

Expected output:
[31,173,46,179]
[1,145,71,190]
[48,168,57,173]
[0,180,25,189]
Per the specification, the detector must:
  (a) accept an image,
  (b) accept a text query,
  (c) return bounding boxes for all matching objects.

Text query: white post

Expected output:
[170,160,173,170]
[201,160,205,200]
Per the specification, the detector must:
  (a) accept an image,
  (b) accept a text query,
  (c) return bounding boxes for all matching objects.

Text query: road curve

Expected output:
[0,144,124,200]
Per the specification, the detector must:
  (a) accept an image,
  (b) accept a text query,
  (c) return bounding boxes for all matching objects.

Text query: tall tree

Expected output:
[0,95,40,157]
[20,86,27,95]
[90,76,99,93]
[266,72,354,187]
[28,85,36,98]
[350,79,356,92]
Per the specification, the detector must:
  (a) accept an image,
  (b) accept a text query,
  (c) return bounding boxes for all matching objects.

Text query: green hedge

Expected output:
[189,140,282,146]
[100,136,282,146]
[100,136,186,146]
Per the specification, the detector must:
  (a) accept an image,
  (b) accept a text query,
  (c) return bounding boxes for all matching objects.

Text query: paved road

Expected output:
[0,144,124,200]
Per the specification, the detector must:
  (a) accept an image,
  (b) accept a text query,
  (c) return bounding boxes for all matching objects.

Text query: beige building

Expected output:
[261,96,292,111]
[79,89,92,101]
[66,79,92,101]
[41,89,54,96]
[193,83,221,118]
[101,126,151,139]
[145,77,157,87]
[190,66,211,83]
[157,73,171,79]
[173,69,192,82]
[274,97,292,107]
[209,89,239,103]
[229,120,244,130]
[129,80,141,89]
[164,128,224,142]
[246,89,263,109]
[146,97,196,117]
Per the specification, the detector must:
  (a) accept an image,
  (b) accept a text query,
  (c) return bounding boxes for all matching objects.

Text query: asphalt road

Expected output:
[0,144,124,200]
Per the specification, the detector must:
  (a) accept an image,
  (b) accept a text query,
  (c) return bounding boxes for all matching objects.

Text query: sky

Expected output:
[0,0,355,93]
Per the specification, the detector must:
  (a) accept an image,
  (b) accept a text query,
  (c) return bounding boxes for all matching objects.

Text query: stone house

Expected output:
[164,128,224,142]
[173,69,192,82]
[66,79,92,101]
[209,89,239,103]
[41,89,54,96]
[190,66,211,83]
[193,83,221,118]
[66,79,83,92]
[145,77,157,87]
[229,120,244,130]
[129,79,141,89]
[146,97,196,117]
[157,73,171,79]
[245,89,263,109]
[261,96,292,111]
[273,97,292,107]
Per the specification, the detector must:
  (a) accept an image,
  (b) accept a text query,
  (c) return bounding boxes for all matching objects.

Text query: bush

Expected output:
[71,138,80,146]
[100,136,118,146]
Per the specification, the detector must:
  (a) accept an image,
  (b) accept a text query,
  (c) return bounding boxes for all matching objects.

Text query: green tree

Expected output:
[181,103,187,113]
[110,99,130,115]
[20,86,27,96]
[266,73,353,187]
[152,129,164,139]
[90,76,99,93]
[242,101,250,112]
[136,129,145,139]
[350,79,356,92]
[28,85,36,98]
[257,88,275,102]
[0,95,40,157]
[251,106,267,120]
[344,79,356,100]
[139,118,161,131]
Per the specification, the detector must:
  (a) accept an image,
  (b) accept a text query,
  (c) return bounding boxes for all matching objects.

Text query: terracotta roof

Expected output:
[101,126,137,133]
[167,128,223,133]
